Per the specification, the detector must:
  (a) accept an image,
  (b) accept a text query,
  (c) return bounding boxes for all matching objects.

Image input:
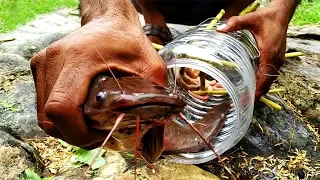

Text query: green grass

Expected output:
[0,0,79,33]
[0,0,319,34]
[291,0,320,25]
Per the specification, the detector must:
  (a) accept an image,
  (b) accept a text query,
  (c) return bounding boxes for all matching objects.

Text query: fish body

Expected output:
[163,102,230,153]
[84,75,186,129]
[84,75,186,160]
[84,75,229,161]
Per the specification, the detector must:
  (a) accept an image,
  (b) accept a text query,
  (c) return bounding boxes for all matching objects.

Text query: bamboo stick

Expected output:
[192,88,285,96]
[206,9,226,29]
[152,43,164,51]
[285,52,304,58]
[239,1,260,16]
[260,96,282,110]
[192,89,283,110]
[267,88,285,94]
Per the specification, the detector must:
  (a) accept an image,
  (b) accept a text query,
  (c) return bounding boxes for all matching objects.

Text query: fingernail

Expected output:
[216,23,227,30]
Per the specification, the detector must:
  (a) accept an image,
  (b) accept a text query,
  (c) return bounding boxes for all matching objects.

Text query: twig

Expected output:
[192,89,282,110]
[260,96,282,110]
[152,43,164,51]
[83,113,125,176]
[267,88,285,94]
[200,72,206,91]
[206,9,226,29]
[192,90,228,96]
[134,116,140,180]
[192,88,285,96]
[179,113,237,180]
[239,1,260,16]
[0,37,15,43]
[285,52,304,58]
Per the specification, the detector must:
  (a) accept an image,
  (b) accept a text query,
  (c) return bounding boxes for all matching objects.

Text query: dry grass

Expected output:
[29,136,75,175]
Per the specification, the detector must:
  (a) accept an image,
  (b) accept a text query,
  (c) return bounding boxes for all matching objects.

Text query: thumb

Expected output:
[216,14,258,33]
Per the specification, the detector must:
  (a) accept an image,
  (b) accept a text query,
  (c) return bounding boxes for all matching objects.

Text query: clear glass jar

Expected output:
[160,19,260,164]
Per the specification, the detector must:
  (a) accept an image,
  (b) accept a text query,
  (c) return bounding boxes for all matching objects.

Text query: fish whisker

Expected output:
[90,45,124,94]
[83,113,125,177]
[134,116,140,179]
[178,112,237,180]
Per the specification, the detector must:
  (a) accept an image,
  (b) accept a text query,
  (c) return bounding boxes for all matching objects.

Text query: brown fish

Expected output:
[84,75,230,162]
[84,75,186,161]
[163,102,230,154]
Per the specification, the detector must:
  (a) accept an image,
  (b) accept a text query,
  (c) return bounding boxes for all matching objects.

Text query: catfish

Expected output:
[84,75,230,162]
[84,75,186,161]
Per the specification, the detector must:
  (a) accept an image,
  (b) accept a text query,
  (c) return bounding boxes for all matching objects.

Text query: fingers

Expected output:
[255,70,275,101]
[216,12,261,33]
[139,35,168,87]
[147,35,164,45]
[43,45,109,147]
[185,68,199,79]
[30,49,47,129]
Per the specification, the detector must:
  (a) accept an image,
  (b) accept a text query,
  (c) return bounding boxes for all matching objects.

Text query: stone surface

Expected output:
[53,152,220,180]
[0,9,81,138]
[0,53,30,75]
[0,75,44,137]
[244,97,318,158]
[0,9,80,60]
[274,27,320,126]
[117,159,220,180]
[287,25,320,39]
[0,130,43,180]
[1,32,67,60]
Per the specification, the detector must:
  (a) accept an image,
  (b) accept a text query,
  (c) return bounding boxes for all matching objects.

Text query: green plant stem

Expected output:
[285,52,304,58]
[239,1,261,16]
[206,9,225,29]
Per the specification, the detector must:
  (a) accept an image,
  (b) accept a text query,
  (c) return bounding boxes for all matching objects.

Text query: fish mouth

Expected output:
[112,93,186,119]
[84,93,186,119]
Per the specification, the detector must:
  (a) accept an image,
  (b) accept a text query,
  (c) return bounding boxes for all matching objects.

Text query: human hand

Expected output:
[30,14,167,149]
[217,1,296,101]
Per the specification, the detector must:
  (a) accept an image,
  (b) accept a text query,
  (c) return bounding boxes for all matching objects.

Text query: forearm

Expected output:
[80,0,138,25]
[269,0,300,24]
[137,0,166,27]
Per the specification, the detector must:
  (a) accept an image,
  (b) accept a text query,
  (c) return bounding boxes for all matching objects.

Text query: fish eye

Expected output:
[96,92,106,102]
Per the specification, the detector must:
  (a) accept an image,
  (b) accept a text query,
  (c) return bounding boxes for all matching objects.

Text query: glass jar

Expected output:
[160,19,260,164]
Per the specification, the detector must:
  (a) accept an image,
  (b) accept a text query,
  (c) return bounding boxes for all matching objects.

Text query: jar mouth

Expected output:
[163,59,241,164]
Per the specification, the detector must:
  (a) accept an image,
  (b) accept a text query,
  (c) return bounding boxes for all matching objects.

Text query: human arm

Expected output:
[30,0,167,148]
[217,0,300,100]
[135,0,172,45]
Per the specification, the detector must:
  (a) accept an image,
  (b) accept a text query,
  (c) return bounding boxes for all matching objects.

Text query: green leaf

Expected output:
[22,169,42,180]
[57,139,69,148]
[71,148,106,170]
[91,156,106,170]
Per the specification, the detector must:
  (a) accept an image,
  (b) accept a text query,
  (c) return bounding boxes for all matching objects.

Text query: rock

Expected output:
[287,38,320,54]
[117,158,220,180]
[0,75,44,137]
[0,53,30,75]
[287,25,320,39]
[273,27,320,126]
[0,33,67,60]
[0,9,80,60]
[0,130,43,180]
[242,97,319,159]
[198,96,319,179]
[274,52,320,124]
[53,152,220,180]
